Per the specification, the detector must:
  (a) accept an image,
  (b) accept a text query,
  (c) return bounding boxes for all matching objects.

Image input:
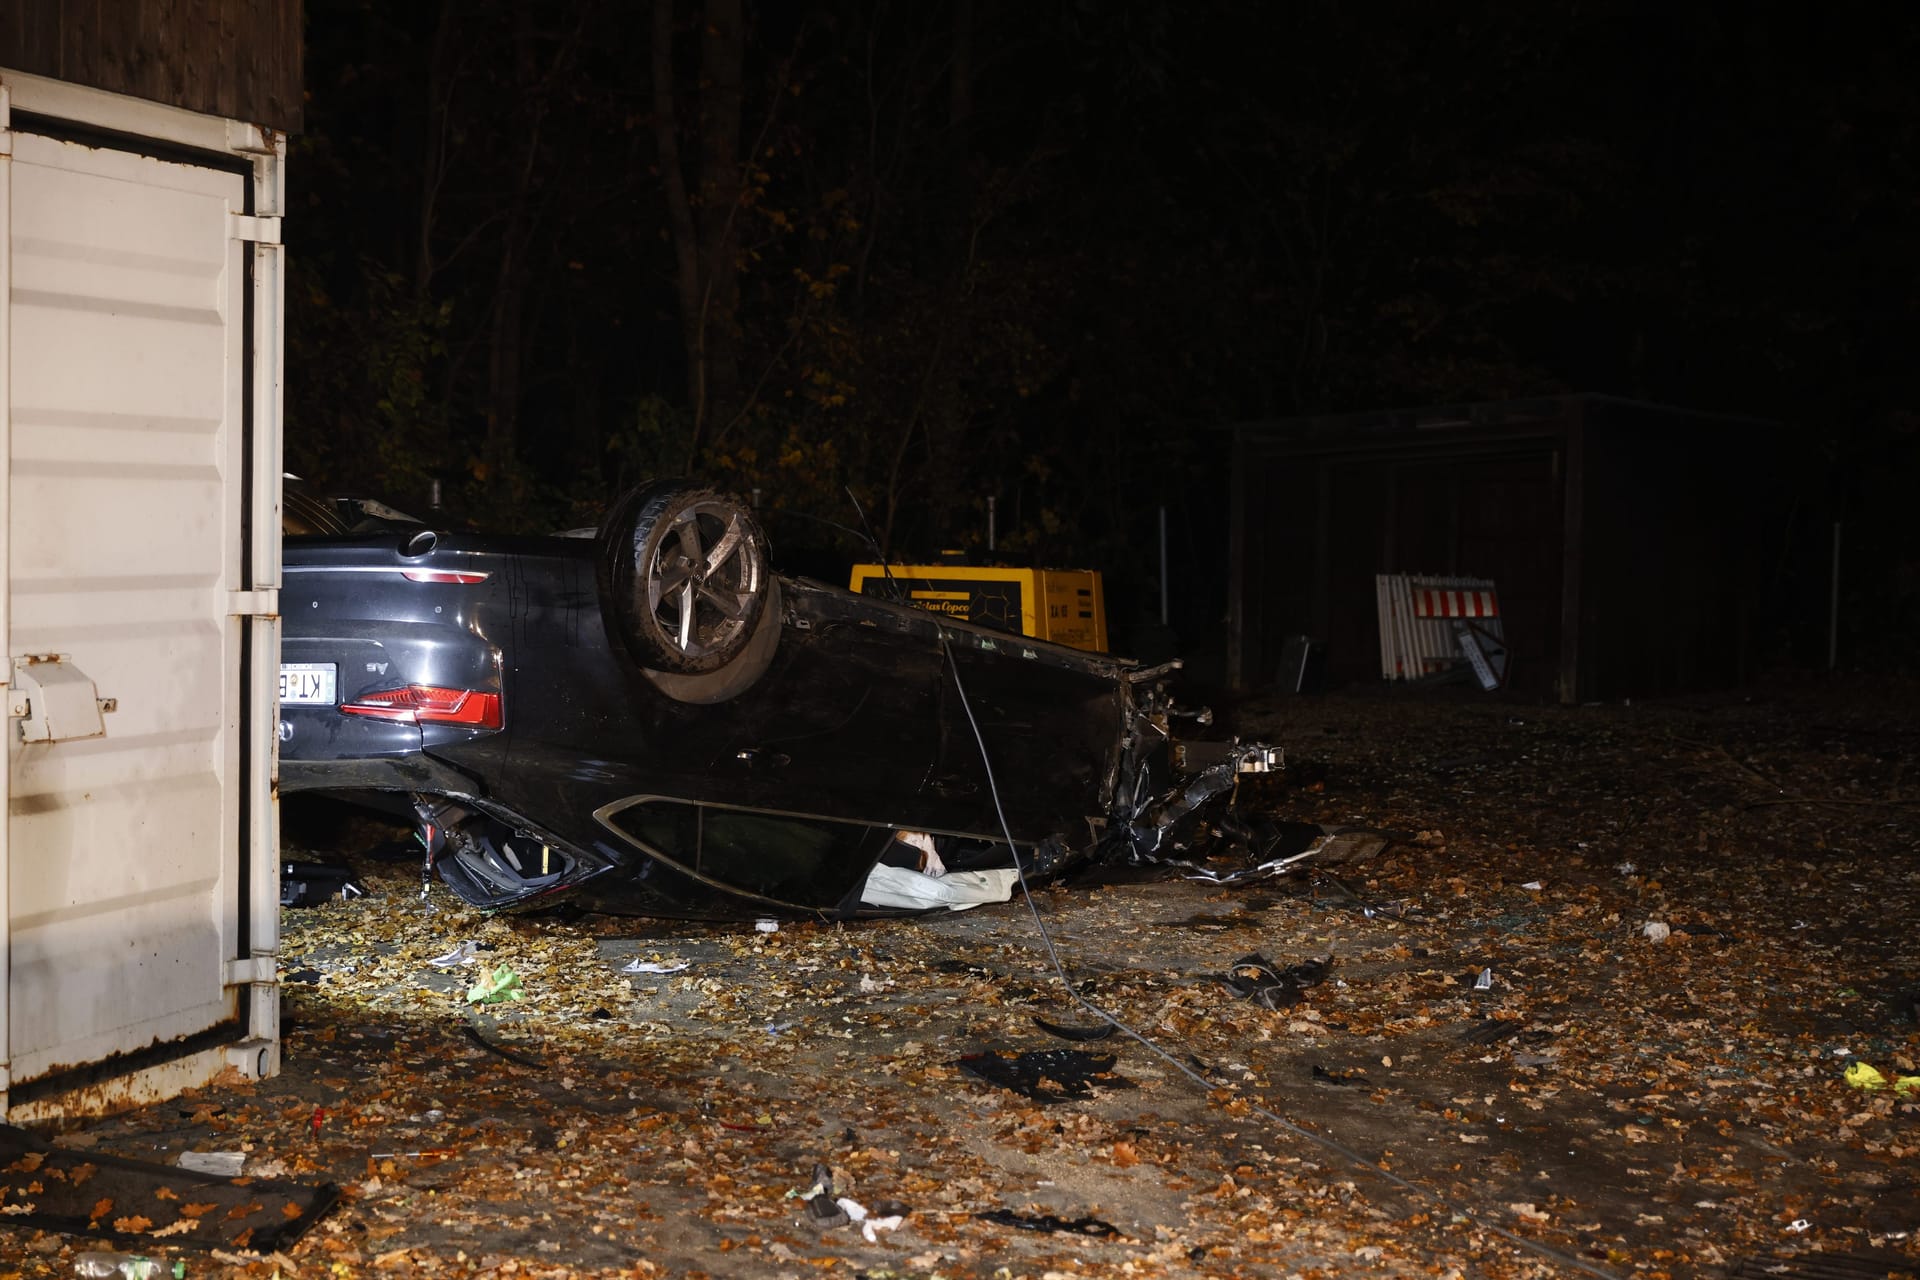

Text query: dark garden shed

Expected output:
[1226,395,1789,704]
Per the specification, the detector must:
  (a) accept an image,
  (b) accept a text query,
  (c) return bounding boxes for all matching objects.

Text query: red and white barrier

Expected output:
[1376,573,1508,689]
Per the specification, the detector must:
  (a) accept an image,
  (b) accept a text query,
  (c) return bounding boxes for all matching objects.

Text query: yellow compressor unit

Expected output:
[848,562,1110,653]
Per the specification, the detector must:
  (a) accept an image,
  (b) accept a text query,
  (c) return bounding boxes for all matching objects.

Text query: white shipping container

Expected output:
[0,70,283,1119]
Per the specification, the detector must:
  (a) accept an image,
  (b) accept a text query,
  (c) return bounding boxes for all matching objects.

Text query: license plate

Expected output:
[279,662,337,706]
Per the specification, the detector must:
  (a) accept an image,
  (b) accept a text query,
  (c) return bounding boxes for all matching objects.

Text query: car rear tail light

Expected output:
[401,569,490,584]
[342,685,503,729]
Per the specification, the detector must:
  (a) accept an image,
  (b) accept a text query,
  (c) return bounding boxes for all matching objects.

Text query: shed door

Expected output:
[4,130,250,1089]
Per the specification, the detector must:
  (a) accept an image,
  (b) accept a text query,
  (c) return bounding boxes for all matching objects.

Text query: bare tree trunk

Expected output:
[652,0,747,467]
[416,0,456,298]
[653,0,704,468]
[482,5,584,506]
[691,0,745,461]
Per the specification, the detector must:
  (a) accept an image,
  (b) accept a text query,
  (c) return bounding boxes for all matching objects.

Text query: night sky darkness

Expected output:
[289,1,1920,667]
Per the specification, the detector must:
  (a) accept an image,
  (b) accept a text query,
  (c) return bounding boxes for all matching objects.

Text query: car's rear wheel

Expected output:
[599,480,773,678]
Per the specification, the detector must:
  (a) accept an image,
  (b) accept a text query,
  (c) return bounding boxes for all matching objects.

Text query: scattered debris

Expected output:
[755,919,780,934]
[837,1196,907,1243]
[976,1208,1123,1238]
[173,1151,244,1177]
[620,958,690,975]
[1643,920,1672,943]
[280,861,367,908]
[805,1194,850,1229]
[793,1164,904,1240]
[71,1252,170,1280]
[1310,874,1411,919]
[1843,1062,1920,1095]
[1181,846,1324,886]
[1031,1015,1117,1042]
[1471,967,1494,991]
[955,1049,1135,1103]
[427,940,482,968]
[1216,953,1331,1009]
[465,963,523,1004]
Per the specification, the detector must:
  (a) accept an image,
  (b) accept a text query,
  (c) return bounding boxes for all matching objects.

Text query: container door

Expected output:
[2,121,261,1105]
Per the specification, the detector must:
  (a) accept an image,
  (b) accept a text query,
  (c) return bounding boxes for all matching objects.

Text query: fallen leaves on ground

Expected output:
[4,681,1918,1279]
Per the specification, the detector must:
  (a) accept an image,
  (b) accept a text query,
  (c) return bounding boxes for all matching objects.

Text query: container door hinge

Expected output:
[229,213,281,245]
[10,655,113,743]
[225,956,277,986]
[229,589,279,617]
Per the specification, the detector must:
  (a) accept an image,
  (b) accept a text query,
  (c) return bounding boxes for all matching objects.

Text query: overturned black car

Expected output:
[279,481,1277,919]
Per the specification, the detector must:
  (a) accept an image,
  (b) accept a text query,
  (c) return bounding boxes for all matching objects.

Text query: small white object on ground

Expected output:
[755,919,780,933]
[1643,921,1672,943]
[176,1150,246,1177]
[427,940,480,968]
[621,958,690,974]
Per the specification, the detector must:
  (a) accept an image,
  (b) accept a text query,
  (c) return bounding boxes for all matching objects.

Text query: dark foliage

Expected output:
[290,1,1920,665]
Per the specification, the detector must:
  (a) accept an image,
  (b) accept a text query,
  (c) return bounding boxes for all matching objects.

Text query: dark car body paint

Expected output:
[281,532,1155,919]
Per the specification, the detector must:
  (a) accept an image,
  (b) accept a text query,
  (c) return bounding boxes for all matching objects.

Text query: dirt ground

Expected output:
[4,680,1918,1279]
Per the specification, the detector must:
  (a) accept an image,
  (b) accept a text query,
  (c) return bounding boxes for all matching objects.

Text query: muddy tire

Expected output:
[599,481,774,678]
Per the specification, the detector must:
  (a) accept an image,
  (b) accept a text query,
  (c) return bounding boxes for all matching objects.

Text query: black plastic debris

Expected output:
[281,861,367,908]
[800,1162,853,1229]
[806,1194,850,1229]
[1217,952,1331,1010]
[1031,1015,1117,1043]
[977,1208,1122,1238]
[955,1049,1135,1104]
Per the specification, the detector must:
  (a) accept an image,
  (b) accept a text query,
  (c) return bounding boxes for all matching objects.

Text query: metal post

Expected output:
[986,495,996,553]
[429,478,442,511]
[1828,520,1842,671]
[1159,504,1170,626]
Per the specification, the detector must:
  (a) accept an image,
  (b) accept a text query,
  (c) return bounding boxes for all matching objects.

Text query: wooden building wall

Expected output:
[1,0,302,133]
[1227,396,1788,703]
